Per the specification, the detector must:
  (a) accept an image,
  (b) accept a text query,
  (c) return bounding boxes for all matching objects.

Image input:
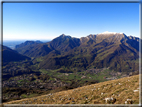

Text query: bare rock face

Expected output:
[104,97,116,104]
[96,32,126,43]
[125,99,133,104]
[80,31,128,45]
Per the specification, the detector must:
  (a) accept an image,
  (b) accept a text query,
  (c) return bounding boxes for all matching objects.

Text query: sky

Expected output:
[3,2,140,40]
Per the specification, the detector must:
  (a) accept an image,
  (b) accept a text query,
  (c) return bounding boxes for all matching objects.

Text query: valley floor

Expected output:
[3,74,140,105]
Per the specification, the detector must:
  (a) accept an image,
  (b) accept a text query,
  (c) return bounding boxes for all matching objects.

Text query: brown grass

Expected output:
[3,74,140,104]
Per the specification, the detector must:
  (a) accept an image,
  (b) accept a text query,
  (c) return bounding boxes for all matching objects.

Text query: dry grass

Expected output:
[3,75,140,104]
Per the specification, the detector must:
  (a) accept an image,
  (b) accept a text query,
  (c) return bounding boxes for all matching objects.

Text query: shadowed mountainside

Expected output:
[49,34,80,52]
[2,45,30,63]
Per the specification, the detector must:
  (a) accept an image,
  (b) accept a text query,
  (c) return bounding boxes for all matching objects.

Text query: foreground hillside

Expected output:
[4,74,139,104]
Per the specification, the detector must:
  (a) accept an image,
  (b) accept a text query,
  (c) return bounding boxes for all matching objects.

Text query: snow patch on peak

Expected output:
[119,32,124,34]
[99,31,117,35]
[99,31,124,35]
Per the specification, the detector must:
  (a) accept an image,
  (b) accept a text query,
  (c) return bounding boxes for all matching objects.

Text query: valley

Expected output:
[3,59,130,102]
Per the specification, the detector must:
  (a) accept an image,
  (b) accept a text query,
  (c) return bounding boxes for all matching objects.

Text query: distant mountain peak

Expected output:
[96,31,128,42]
[59,34,72,39]
[60,34,65,37]
[87,34,97,40]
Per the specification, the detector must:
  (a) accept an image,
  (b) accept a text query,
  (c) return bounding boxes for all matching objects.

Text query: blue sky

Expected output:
[3,2,140,40]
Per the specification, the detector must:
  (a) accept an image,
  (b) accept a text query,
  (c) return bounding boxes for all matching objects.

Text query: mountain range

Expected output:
[13,32,140,73]
[2,32,140,103]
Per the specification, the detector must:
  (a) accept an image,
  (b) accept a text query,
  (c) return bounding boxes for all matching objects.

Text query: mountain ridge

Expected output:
[14,32,140,73]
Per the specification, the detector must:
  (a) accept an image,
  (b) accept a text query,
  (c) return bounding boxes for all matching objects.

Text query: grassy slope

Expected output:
[3,74,140,104]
